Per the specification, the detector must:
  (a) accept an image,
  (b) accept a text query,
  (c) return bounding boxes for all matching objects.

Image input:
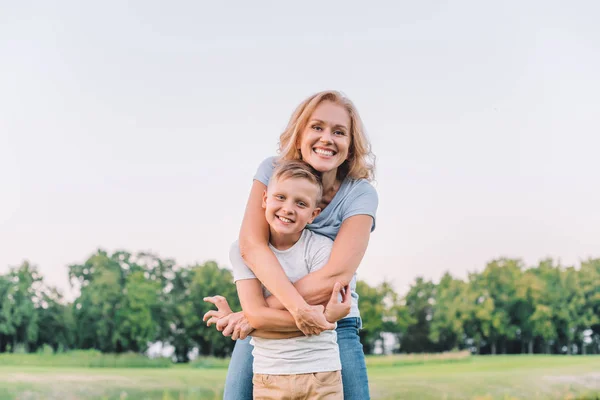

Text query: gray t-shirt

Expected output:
[253,156,379,319]
[230,230,342,375]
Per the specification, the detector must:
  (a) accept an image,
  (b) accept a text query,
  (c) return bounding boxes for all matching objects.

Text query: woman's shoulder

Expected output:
[342,177,378,198]
[254,156,279,185]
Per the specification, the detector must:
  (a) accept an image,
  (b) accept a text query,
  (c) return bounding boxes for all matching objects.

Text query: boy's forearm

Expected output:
[251,330,305,339]
[246,307,302,332]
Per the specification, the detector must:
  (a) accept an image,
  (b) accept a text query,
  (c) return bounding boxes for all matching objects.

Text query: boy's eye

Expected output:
[275,195,285,200]
[297,201,307,208]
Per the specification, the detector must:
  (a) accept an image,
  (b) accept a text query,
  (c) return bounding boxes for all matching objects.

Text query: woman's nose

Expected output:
[319,129,333,143]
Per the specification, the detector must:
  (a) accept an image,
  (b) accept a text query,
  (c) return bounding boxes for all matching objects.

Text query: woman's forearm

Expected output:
[240,242,308,314]
[239,180,308,314]
[266,215,373,309]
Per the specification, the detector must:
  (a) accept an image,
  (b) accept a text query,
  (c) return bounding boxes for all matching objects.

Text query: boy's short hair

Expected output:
[271,160,323,205]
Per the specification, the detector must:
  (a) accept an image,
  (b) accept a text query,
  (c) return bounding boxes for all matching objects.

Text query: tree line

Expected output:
[1,251,598,360]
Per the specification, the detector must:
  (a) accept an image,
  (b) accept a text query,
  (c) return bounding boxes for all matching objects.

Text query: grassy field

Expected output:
[0,355,598,400]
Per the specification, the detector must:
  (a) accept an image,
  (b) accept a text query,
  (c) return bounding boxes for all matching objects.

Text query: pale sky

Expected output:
[1,1,599,299]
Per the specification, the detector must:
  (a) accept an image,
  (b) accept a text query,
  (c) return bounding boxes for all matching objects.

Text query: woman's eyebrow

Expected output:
[310,119,348,130]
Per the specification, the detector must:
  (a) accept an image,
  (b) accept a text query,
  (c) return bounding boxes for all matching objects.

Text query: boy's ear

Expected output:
[262,190,268,209]
[309,207,321,224]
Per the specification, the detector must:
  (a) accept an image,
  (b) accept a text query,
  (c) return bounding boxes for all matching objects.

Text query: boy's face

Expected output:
[262,176,321,236]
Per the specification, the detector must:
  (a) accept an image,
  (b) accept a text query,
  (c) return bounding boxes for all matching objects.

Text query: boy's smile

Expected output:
[263,176,321,250]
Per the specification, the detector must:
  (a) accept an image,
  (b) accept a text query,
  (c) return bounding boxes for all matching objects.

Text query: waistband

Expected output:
[336,317,363,330]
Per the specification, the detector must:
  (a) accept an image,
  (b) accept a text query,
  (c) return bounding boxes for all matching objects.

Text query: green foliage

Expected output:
[1,249,599,359]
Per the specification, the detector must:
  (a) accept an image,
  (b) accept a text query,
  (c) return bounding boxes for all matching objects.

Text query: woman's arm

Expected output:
[239,180,335,334]
[266,214,373,309]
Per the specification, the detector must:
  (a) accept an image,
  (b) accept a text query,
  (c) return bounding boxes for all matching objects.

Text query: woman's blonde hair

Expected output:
[278,90,375,181]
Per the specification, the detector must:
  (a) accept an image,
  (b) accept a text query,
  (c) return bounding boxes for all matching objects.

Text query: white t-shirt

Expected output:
[230,230,342,375]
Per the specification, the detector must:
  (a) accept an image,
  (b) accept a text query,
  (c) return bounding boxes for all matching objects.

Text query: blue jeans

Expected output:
[223,317,370,400]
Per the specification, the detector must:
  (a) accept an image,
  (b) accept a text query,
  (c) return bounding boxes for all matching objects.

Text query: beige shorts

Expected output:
[252,370,343,400]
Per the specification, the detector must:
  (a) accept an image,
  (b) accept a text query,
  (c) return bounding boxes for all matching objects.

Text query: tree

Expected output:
[429,272,470,351]
[402,277,436,353]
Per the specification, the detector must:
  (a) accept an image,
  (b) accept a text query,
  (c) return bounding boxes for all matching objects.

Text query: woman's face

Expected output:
[298,101,351,174]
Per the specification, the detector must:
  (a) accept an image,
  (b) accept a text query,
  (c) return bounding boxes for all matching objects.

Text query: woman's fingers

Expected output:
[206,316,220,327]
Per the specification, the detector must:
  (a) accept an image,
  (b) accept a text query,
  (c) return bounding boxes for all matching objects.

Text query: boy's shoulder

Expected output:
[302,229,334,252]
[305,229,333,244]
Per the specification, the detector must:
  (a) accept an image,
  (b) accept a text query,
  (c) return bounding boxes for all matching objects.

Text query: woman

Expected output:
[207,90,377,399]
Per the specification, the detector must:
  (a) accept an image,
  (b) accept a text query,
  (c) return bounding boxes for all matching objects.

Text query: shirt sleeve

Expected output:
[229,241,257,282]
[253,156,278,186]
[341,181,379,232]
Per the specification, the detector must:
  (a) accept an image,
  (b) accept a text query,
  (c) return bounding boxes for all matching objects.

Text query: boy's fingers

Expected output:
[223,322,236,337]
[342,286,352,304]
[203,310,218,322]
[330,282,341,302]
[216,316,230,331]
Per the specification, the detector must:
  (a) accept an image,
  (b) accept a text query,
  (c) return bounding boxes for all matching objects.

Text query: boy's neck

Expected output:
[269,227,303,251]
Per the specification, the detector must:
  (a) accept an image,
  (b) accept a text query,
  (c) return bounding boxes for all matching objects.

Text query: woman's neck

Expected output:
[321,169,339,193]
[319,169,342,209]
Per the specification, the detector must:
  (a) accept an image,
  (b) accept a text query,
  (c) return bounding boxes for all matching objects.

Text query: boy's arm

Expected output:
[251,330,304,339]
[215,281,347,340]
[236,279,311,332]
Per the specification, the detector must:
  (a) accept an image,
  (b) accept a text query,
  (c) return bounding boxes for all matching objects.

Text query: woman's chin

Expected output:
[307,158,341,173]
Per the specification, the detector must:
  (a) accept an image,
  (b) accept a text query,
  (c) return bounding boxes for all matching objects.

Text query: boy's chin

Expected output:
[272,226,302,236]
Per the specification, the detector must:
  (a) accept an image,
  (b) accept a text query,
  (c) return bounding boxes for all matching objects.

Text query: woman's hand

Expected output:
[291,304,336,336]
[203,295,233,327]
[324,282,352,323]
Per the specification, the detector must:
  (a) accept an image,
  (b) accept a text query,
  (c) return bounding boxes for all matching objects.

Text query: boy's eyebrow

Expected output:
[310,119,348,130]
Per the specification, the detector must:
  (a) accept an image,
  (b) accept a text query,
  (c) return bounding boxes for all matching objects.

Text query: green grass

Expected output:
[0,350,172,368]
[0,355,598,399]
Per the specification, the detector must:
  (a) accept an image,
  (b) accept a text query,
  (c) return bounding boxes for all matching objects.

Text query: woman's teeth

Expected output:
[314,148,334,156]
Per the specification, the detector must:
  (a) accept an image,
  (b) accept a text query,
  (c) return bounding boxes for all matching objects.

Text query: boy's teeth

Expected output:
[279,216,292,223]
[315,148,334,156]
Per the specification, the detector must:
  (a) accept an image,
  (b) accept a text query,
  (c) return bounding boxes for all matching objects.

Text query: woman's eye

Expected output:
[312,125,322,131]
[334,130,345,136]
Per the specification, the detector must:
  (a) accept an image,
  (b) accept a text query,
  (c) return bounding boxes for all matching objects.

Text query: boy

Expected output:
[230,160,349,399]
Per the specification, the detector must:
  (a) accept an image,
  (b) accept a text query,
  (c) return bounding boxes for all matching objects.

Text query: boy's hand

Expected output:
[292,304,336,336]
[203,295,234,326]
[324,282,351,323]
[218,311,254,340]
